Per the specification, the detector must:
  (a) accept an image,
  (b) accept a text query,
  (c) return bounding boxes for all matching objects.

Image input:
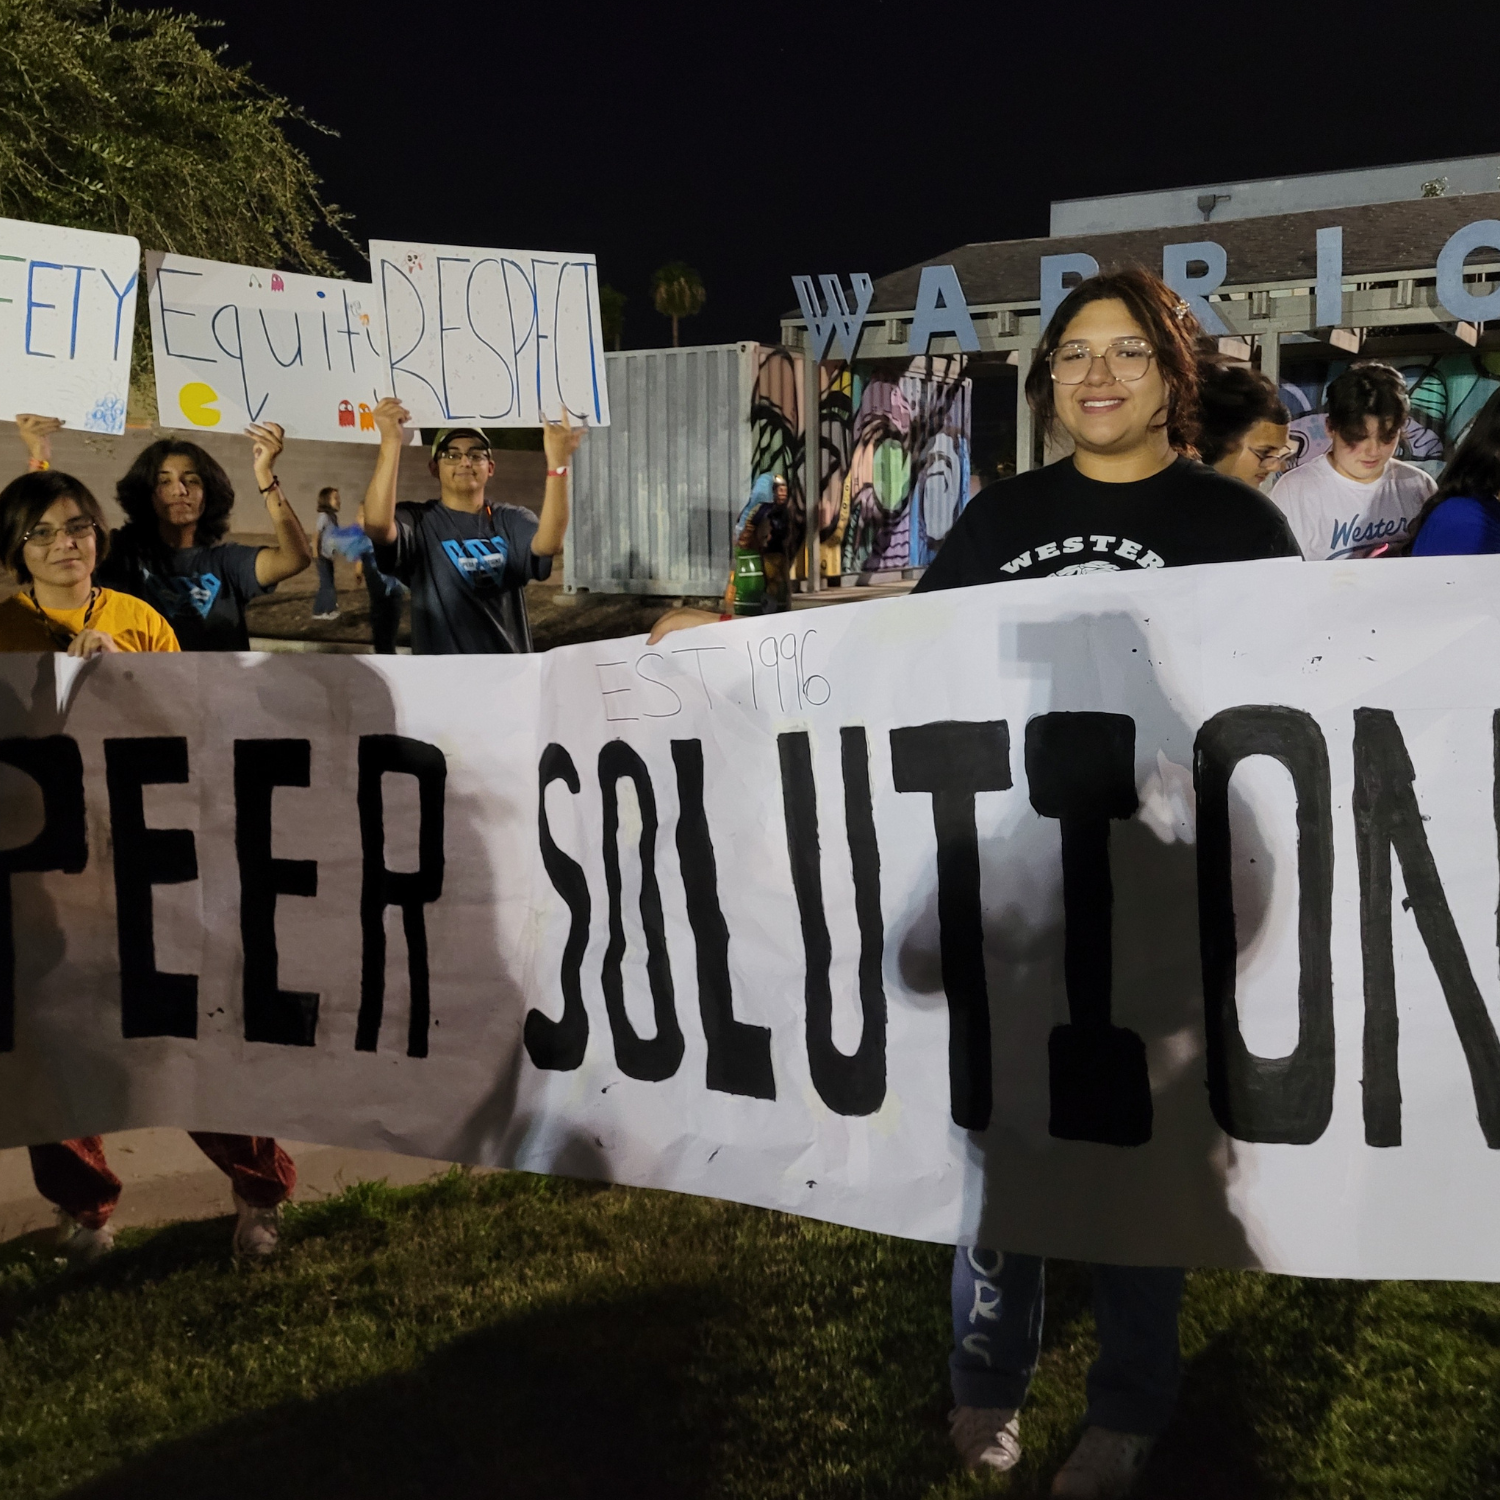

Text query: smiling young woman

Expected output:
[0,470,178,655]
[917,266,1301,591]
[917,267,1301,1498]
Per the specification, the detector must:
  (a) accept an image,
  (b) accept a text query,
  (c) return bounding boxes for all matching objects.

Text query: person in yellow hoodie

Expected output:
[0,467,178,654]
[0,467,297,1262]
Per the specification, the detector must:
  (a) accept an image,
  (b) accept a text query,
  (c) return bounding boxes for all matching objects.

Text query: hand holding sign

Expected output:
[15,413,64,467]
[371,396,410,448]
[246,421,285,490]
[542,407,585,469]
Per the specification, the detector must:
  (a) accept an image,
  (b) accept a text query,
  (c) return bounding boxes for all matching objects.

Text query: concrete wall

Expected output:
[1050,155,1500,237]
[2,423,547,532]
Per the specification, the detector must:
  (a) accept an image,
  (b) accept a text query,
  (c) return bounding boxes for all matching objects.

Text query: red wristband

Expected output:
[547,466,569,478]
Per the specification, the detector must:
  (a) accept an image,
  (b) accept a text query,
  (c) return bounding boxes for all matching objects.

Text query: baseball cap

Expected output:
[430,427,491,460]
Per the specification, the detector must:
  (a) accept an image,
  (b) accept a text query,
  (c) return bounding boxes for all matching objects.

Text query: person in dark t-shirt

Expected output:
[932,268,1298,1498]
[361,398,584,655]
[16,419,313,652]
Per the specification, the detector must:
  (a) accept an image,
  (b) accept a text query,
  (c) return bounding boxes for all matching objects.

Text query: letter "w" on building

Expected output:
[791,273,874,362]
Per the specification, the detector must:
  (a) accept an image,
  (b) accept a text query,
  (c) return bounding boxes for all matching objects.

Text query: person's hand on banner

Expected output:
[16,414,64,469]
[67,628,121,658]
[647,606,723,643]
[372,397,410,446]
[542,407,586,469]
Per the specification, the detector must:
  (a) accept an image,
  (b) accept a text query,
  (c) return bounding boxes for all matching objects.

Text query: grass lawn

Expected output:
[0,1171,1497,1498]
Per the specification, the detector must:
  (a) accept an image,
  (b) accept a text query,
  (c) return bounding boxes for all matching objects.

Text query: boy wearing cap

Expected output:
[362,397,582,654]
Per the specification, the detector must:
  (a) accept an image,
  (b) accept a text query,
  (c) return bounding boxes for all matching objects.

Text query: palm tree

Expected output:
[652,262,706,347]
[599,284,626,351]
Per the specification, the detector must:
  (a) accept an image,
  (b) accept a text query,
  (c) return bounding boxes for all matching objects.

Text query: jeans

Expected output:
[312,555,338,615]
[364,568,405,655]
[950,1247,1184,1435]
[29,1134,296,1228]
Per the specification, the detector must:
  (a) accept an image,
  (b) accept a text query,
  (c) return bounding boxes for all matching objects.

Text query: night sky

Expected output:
[182,0,1500,349]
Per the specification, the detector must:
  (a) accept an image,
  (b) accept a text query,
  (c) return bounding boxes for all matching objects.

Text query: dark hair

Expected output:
[1404,386,1500,553]
[0,470,110,583]
[1196,359,1291,464]
[1324,360,1410,445]
[317,486,339,514]
[116,439,236,550]
[1025,265,1205,453]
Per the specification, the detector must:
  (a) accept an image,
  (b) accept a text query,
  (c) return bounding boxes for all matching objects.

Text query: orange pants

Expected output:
[28,1134,296,1228]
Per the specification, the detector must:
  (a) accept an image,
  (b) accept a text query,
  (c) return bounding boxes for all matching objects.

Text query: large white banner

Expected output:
[146,253,412,443]
[0,217,139,435]
[368,238,609,427]
[5,556,1500,1278]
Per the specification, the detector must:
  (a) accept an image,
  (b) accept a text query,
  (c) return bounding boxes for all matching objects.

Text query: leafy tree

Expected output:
[651,262,705,348]
[598,283,625,352]
[0,0,351,404]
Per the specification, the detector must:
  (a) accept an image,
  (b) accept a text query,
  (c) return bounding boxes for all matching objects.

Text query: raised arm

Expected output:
[363,397,409,546]
[15,413,63,471]
[531,408,586,557]
[246,422,314,587]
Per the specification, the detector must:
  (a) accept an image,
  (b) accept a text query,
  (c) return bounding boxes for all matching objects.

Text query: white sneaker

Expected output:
[56,1211,115,1264]
[311,610,340,621]
[949,1405,1022,1472]
[1051,1426,1154,1498]
[232,1193,282,1257]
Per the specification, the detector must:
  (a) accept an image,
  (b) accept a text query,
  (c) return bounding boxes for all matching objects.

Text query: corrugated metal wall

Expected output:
[566,343,756,596]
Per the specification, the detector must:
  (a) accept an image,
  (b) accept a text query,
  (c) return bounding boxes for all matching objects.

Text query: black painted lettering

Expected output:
[1025,712,1150,1147]
[776,728,885,1115]
[673,738,774,1099]
[104,737,197,1039]
[526,743,591,1071]
[598,739,683,1081]
[0,737,86,1051]
[356,735,445,1058]
[1195,706,1334,1144]
[1354,707,1500,1147]
[234,739,318,1047]
[889,719,1009,1130]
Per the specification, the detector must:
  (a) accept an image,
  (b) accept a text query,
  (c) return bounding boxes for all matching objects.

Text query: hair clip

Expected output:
[1173,300,1190,320]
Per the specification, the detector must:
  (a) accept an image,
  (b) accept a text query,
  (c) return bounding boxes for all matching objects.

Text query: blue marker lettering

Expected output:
[258,309,304,368]
[100,267,138,361]
[211,303,269,423]
[25,261,62,357]
[436,255,472,420]
[464,257,516,420]
[155,267,214,363]
[582,259,602,423]
[380,258,444,412]
[531,257,557,417]
[501,259,538,420]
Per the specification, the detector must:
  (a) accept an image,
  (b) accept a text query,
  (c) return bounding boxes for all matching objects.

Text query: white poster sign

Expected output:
[147,252,405,443]
[0,217,139,435]
[7,557,1500,1279]
[368,238,609,427]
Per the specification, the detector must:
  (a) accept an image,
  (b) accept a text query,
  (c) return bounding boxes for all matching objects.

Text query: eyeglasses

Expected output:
[438,448,491,465]
[23,517,97,547]
[1050,338,1156,385]
[1250,445,1294,467]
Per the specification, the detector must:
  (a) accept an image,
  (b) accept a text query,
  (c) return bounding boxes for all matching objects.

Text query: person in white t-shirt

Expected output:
[1269,360,1435,559]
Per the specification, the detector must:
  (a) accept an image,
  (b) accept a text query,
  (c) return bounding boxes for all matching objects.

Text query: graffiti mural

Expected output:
[746,347,972,579]
[840,356,970,574]
[747,346,854,578]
